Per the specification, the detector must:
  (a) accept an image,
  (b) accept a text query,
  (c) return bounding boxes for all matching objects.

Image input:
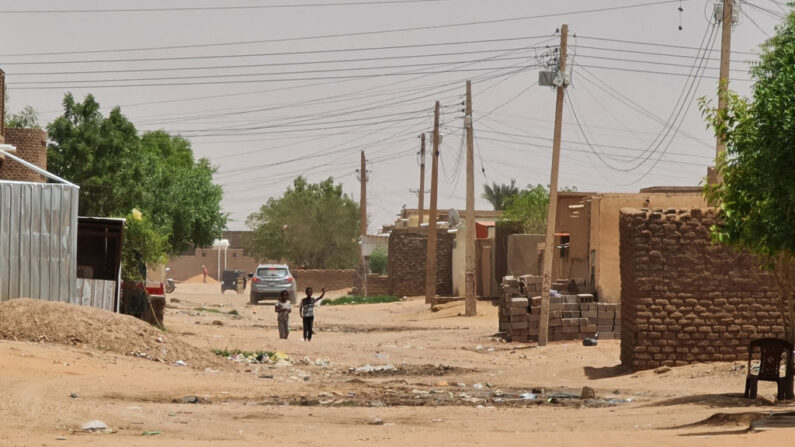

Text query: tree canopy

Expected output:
[499,184,549,234]
[701,11,795,340]
[244,176,360,269]
[5,105,40,129]
[482,180,519,210]
[46,93,227,279]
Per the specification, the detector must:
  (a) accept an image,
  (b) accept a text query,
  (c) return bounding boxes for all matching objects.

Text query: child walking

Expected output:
[275,290,292,339]
[299,287,325,341]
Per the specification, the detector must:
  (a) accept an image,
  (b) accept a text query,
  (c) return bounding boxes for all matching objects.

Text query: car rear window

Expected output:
[257,267,288,278]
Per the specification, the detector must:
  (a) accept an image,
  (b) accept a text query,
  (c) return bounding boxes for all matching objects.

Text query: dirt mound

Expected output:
[0,298,223,370]
[182,273,218,284]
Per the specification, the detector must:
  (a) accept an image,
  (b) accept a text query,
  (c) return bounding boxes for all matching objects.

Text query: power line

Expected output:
[11,54,534,86]
[10,65,545,90]
[0,0,684,51]
[1,34,551,59]
[0,1,451,14]
[570,21,717,168]
[2,37,552,66]
[9,45,542,77]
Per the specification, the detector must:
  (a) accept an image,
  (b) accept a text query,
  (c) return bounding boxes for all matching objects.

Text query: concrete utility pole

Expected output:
[716,0,733,158]
[418,133,426,227]
[464,81,477,317]
[538,24,569,347]
[425,102,441,304]
[359,150,368,296]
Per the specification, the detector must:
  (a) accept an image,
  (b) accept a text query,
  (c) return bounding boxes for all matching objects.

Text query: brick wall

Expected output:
[0,128,47,182]
[620,208,783,370]
[0,69,5,142]
[167,248,258,281]
[293,269,356,292]
[388,228,454,296]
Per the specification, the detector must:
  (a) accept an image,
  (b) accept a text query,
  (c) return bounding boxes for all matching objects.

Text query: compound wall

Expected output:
[619,207,783,370]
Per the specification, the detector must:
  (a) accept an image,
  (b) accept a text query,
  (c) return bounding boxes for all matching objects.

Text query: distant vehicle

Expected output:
[249,264,297,304]
[221,269,246,294]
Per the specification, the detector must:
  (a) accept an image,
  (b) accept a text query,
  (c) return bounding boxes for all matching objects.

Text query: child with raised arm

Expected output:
[299,287,325,341]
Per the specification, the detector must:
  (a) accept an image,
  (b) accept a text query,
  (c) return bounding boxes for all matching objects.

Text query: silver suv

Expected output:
[249,264,297,304]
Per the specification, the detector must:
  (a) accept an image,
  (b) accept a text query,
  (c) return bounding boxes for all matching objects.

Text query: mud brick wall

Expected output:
[351,274,390,296]
[0,69,5,141]
[0,128,47,182]
[619,208,783,370]
[293,269,356,292]
[388,228,454,296]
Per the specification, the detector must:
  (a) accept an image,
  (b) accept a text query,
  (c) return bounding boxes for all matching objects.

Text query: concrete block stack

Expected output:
[499,275,620,343]
[498,276,528,340]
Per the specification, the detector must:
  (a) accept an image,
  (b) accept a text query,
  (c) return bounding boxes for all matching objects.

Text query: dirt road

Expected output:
[1,283,792,446]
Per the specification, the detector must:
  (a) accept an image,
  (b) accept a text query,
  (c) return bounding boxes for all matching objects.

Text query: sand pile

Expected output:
[0,299,223,370]
[182,273,218,284]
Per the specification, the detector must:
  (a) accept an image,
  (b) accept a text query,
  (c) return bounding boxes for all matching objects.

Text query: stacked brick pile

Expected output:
[498,274,620,342]
[497,276,524,334]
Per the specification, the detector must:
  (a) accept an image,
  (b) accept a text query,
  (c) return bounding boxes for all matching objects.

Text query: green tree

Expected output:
[368,246,388,274]
[500,184,549,234]
[245,176,360,269]
[46,94,227,277]
[121,209,169,281]
[482,180,519,210]
[5,105,40,129]
[140,130,227,253]
[700,11,795,341]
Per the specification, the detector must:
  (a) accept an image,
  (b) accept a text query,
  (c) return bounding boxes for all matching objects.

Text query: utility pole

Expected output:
[418,133,426,227]
[425,102,440,304]
[538,24,569,347]
[715,0,733,158]
[359,151,368,296]
[464,81,477,317]
[360,150,367,236]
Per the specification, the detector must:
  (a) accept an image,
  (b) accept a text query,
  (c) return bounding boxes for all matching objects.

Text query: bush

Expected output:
[323,295,401,306]
[368,246,388,274]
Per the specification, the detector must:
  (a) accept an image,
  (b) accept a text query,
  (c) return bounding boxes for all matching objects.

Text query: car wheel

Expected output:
[250,293,259,305]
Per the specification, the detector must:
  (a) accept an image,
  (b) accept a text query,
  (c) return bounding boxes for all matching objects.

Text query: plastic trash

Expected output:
[81,420,108,432]
[473,383,484,389]
[520,393,537,400]
[174,360,187,366]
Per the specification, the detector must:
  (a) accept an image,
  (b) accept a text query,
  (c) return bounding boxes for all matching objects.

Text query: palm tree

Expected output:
[482,180,519,210]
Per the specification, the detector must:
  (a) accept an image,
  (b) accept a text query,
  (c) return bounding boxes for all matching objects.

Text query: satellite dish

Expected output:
[448,209,461,228]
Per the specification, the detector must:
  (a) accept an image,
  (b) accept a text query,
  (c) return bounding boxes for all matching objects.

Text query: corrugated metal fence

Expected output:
[0,181,79,303]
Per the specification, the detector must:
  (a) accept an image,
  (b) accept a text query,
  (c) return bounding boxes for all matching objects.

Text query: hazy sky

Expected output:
[1,0,788,232]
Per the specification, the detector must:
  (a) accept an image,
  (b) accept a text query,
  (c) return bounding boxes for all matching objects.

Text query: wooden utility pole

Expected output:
[425,102,441,304]
[716,0,733,157]
[359,150,368,296]
[538,24,569,347]
[464,81,477,316]
[360,150,367,236]
[418,133,426,226]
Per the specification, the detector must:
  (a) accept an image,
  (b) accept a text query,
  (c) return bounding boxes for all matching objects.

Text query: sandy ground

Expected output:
[2,282,795,446]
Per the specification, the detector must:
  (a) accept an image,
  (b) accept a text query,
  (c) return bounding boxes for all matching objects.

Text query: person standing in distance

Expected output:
[299,287,325,341]
[275,290,292,339]
[202,265,208,283]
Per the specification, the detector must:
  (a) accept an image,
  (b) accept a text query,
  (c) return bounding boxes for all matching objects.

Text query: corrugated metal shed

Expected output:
[0,180,79,303]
